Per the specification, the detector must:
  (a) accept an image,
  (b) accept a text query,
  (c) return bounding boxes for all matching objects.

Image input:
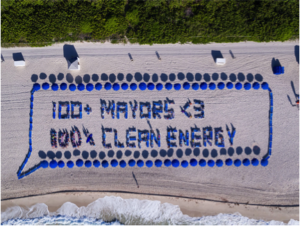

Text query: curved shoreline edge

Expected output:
[1,191,299,223]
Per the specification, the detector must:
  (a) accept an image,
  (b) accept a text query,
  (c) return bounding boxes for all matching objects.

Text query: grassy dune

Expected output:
[1,0,299,47]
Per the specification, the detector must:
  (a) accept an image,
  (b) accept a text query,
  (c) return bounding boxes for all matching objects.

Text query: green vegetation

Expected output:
[1,0,299,47]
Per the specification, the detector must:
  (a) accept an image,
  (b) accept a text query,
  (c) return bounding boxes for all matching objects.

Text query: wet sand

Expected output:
[1,192,299,223]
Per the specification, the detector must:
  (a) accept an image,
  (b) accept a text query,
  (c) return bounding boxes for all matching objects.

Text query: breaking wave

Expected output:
[1,196,299,225]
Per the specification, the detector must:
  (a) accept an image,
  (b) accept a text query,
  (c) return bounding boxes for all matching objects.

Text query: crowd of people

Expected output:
[129,101,138,119]
[117,102,128,119]
[102,127,112,148]
[140,102,151,119]
[48,94,212,151]
[181,100,193,118]
[179,130,189,147]
[152,101,163,119]
[150,129,161,148]
[164,99,175,120]
[71,103,82,119]
[203,127,213,147]
[99,98,206,121]
[84,104,92,115]
[101,100,115,119]
[58,129,70,148]
[191,127,201,148]
[138,130,150,148]
[126,127,137,148]
[51,126,96,149]
[50,129,57,148]
[167,126,222,148]
[194,99,205,119]
[114,129,125,148]
[50,126,228,150]
[226,124,236,146]
[70,126,82,148]
[101,99,177,120]
[167,127,177,148]
[52,102,56,119]
[215,128,225,147]
[58,102,70,119]
[54,102,83,119]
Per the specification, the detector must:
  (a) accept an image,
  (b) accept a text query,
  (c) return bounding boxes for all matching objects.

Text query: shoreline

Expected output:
[1,190,298,208]
[1,192,299,223]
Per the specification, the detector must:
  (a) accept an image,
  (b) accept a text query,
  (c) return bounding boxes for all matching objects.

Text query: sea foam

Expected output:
[1,196,299,225]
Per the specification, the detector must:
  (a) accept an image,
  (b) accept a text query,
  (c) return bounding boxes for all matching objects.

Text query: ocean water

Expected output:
[1,196,299,225]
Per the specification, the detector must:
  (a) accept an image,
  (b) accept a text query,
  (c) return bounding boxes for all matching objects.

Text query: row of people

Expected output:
[39,158,266,170]
[268,89,273,157]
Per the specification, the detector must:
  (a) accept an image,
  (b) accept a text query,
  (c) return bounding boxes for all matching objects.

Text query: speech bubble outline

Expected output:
[17,81,272,179]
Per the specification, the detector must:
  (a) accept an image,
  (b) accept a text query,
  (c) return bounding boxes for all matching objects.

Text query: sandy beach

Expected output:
[1,192,299,223]
[1,41,299,222]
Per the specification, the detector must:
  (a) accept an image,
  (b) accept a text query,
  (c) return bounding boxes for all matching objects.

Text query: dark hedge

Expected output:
[1,0,299,47]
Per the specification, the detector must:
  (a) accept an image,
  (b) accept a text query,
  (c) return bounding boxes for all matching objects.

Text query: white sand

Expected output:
[1,41,299,220]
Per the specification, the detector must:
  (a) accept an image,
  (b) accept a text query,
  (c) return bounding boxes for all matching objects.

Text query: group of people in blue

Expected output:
[18,83,42,179]
[34,80,269,93]
[261,83,272,167]
[39,157,266,170]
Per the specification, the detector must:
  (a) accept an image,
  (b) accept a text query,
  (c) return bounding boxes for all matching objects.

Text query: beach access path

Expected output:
[1,41,299,216]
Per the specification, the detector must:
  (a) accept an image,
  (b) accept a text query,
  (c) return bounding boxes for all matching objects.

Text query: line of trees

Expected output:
[1,0,299,47]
